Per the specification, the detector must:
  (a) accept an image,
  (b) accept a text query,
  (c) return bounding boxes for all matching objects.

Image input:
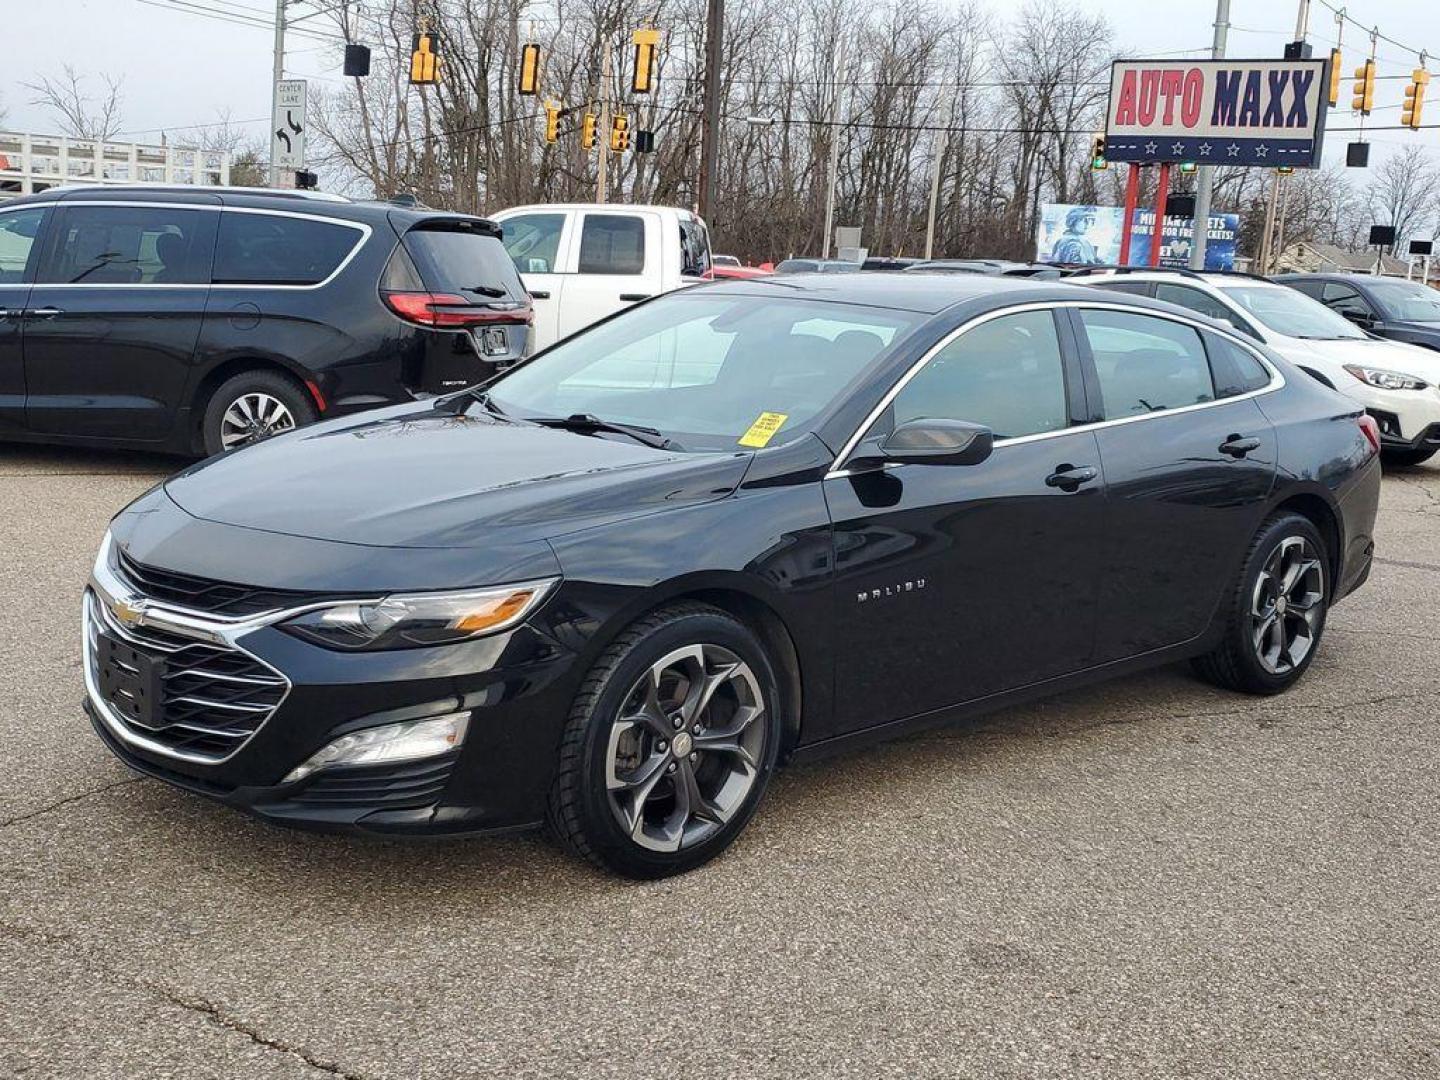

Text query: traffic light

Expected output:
[610,113,630,152]
[1276,165,1295,175]
[1179,161,1197,174]
[1402,68,1430,130]
[544,100,560,144]
[1090,134,1106,171]
[634,130,656,153]
[518,43,541,96]
[410,31,441,84]
[632,28,660,94]
[1351,59,1375,114]
[580,111,597,150]
[1327,48,1342,106]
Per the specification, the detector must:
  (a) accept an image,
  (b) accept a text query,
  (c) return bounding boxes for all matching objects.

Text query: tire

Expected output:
[1380,446,1437,468]
[1191,512,1329,696]
[547,602,783,878]
[200,370,317,456]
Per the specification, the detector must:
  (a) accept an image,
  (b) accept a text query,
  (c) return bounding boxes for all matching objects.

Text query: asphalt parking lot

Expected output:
[1,445,1437,1080]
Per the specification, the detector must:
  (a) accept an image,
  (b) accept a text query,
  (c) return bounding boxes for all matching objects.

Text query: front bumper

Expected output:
[82,543,579,835]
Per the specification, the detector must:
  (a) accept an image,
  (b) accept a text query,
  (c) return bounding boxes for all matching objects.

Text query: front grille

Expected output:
[86,591,288,761]
[291,754,458,809]
[116,547,314,618]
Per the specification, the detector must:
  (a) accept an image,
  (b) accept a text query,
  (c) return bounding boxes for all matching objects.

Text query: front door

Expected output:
[825,308,1109,734]
[0,205,47,436]
[1070,306,1279,662]
[498,209,571,352]
[557,211,660,340]
[24,201,216,440]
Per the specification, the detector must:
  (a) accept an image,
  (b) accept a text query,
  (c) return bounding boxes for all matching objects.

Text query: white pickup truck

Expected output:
[490,203,712,351]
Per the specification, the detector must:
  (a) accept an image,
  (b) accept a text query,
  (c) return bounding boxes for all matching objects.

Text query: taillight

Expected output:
[383,291,529,328]
[1358,413,1381,454]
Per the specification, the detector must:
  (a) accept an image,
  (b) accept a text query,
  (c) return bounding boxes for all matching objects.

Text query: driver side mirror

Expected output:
[850,418,995,469]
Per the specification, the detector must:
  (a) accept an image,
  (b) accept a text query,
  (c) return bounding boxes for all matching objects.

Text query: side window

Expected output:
[577,214,645,275]
[213,212,360,286]
[1152,282,1258,340]
[1205,332,1273,397]
[886,310,1069,440]
[1321,283,1372,319]
[1287,280,1324,301]
[500,212,565,274]
[1080,309,1215,418]
[40,205,212,285]
[0,208,46,283]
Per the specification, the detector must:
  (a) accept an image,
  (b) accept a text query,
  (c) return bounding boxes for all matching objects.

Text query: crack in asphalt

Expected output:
[0,777,145,830]
[1374,555,1440,574]
[0,920,381,1080]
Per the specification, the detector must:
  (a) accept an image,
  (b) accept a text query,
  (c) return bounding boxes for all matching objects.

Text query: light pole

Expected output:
[821,35,847,260]
[1189,0,1230,269]
[924,94,953,260]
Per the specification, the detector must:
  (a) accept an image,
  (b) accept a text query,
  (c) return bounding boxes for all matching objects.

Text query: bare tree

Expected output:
[1365,145,1440,254]
[23,64,125,140]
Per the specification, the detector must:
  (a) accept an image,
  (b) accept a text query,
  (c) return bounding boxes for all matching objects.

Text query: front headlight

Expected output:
[280,579,556,650]
[1343,364,1429,391]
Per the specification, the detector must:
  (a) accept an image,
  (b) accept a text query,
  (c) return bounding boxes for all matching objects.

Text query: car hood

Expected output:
[1275,336,1440,381]
[163,404,752,549]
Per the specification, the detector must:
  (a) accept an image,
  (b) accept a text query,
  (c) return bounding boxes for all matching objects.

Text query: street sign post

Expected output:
[271,79,308,171]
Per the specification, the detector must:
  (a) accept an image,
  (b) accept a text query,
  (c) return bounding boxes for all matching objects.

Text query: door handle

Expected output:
[1219,434,1262,457]
[1045,464,1099,491]
[29,307,63,320]
[618,293,652,302]
[528,290,551,300]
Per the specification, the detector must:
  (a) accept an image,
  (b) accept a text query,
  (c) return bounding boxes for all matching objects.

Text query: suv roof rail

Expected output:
[1067,265,1276,284]
[46,183,351,203]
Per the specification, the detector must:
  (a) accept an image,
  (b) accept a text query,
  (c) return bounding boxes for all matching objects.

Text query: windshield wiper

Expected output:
[463,284,508,298]
[528,413,681,451]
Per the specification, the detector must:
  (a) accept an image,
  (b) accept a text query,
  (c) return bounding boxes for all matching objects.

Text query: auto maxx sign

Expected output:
[1104,58,1329,169]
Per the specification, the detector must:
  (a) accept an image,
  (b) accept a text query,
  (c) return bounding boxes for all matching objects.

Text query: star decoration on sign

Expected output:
[1144,140,1158,155]
[1171,142,1186,157]
[1198,142,1213,156]
[1255,143,1269,158]
[1227,143,1241,157]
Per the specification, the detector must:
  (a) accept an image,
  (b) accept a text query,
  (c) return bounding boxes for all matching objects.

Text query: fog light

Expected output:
[282,712,470,784]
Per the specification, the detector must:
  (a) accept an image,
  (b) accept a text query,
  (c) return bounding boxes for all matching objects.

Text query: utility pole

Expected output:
[821,35,847,260]
[596,47,611,203]
[270,0,286,187]
[1257,171,1282,273]
[924,94,953,260]
[1189,0,1230,269]
[697,0,724,223]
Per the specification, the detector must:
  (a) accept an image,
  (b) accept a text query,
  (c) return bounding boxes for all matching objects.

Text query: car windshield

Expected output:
[1366,280,1440,322]
[1218,284,1366,340]
[487,292,923,451]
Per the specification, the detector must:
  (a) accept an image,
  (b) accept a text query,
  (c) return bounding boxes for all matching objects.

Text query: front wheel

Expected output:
[200,370,317,456]
[1380,445,1437,468]
[1192,512,1329,696]
[547,603,782,878]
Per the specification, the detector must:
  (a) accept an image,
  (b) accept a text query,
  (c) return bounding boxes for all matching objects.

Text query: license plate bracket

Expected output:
[96,632,164,729]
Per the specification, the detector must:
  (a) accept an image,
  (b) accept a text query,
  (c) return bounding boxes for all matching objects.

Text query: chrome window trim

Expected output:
[824,299,1286,479]
[0,200,371,291]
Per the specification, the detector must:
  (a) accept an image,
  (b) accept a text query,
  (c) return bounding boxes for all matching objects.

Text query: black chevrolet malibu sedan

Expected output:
[83,275,1381,877]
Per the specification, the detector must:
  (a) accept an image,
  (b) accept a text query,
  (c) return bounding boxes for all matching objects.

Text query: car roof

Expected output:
[1274,272,1386,284]
[1081,270,1284,291]
[492,202,699,218]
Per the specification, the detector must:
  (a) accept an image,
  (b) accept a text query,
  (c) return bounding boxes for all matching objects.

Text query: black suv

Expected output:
[0,186,531,455]
[1276,273,1440,353]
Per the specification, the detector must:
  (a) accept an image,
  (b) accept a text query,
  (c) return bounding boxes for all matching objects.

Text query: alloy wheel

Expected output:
[219,392,297,450]
[604,643,767,853]
[1251,535,1325,675]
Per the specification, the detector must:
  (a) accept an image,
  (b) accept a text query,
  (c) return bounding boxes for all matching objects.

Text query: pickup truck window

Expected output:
[501,213,565,274]
[578,214,645,275]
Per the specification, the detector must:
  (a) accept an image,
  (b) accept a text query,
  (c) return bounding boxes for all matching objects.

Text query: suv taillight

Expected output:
[1358,414,1381,454]
[383,291,531,328]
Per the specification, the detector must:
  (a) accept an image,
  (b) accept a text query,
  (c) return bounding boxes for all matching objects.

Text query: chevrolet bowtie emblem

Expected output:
[109,597,146,627]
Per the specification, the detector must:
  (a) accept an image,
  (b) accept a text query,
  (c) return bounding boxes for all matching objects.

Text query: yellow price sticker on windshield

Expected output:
[738,412,789,448]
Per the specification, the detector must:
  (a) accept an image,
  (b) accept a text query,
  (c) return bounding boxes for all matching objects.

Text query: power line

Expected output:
[131,0,344,44]
[1313,0,1437,65]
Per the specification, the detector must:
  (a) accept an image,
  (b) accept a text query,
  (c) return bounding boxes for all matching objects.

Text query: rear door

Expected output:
[24,200,217,440]
[497,209,572,351]
[0,204,48,436]
[556,210,661,339]
[1071,306,1278,662]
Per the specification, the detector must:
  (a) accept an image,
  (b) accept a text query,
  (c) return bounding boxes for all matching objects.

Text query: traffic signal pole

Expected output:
[270,0,286,187]
[1189,0,1230,269]
[597,48,611,203]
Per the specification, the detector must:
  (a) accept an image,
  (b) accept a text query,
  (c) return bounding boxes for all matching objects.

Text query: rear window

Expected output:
[404,222,526,300]
[213,212,361,286]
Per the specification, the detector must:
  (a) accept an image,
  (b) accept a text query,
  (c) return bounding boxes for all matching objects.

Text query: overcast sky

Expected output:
[1,0,1435,169]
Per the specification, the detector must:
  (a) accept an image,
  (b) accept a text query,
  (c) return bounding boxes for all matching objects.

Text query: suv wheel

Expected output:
[547,603,782,878]
[1192,512,1328,696]
[201,371,317,455]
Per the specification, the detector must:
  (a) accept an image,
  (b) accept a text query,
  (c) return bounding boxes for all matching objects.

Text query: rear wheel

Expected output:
[1192,512,1328,696]
[547,603,782,878]
[201,370,316,456]
[1380,445,1437,468]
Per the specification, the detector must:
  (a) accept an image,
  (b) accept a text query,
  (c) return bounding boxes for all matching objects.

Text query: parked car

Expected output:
[860,256,918,271]
[712,254,743,268]
[708,264,771,280]
[773,258,860,273]
[0,186,529,456]
[1078,268,1440,467]
[490,203,711,351]
[1276,273,1440,352]
[84,274,1380,877]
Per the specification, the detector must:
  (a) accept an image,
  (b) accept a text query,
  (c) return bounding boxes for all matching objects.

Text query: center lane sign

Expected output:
[1104,58,1330,168]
